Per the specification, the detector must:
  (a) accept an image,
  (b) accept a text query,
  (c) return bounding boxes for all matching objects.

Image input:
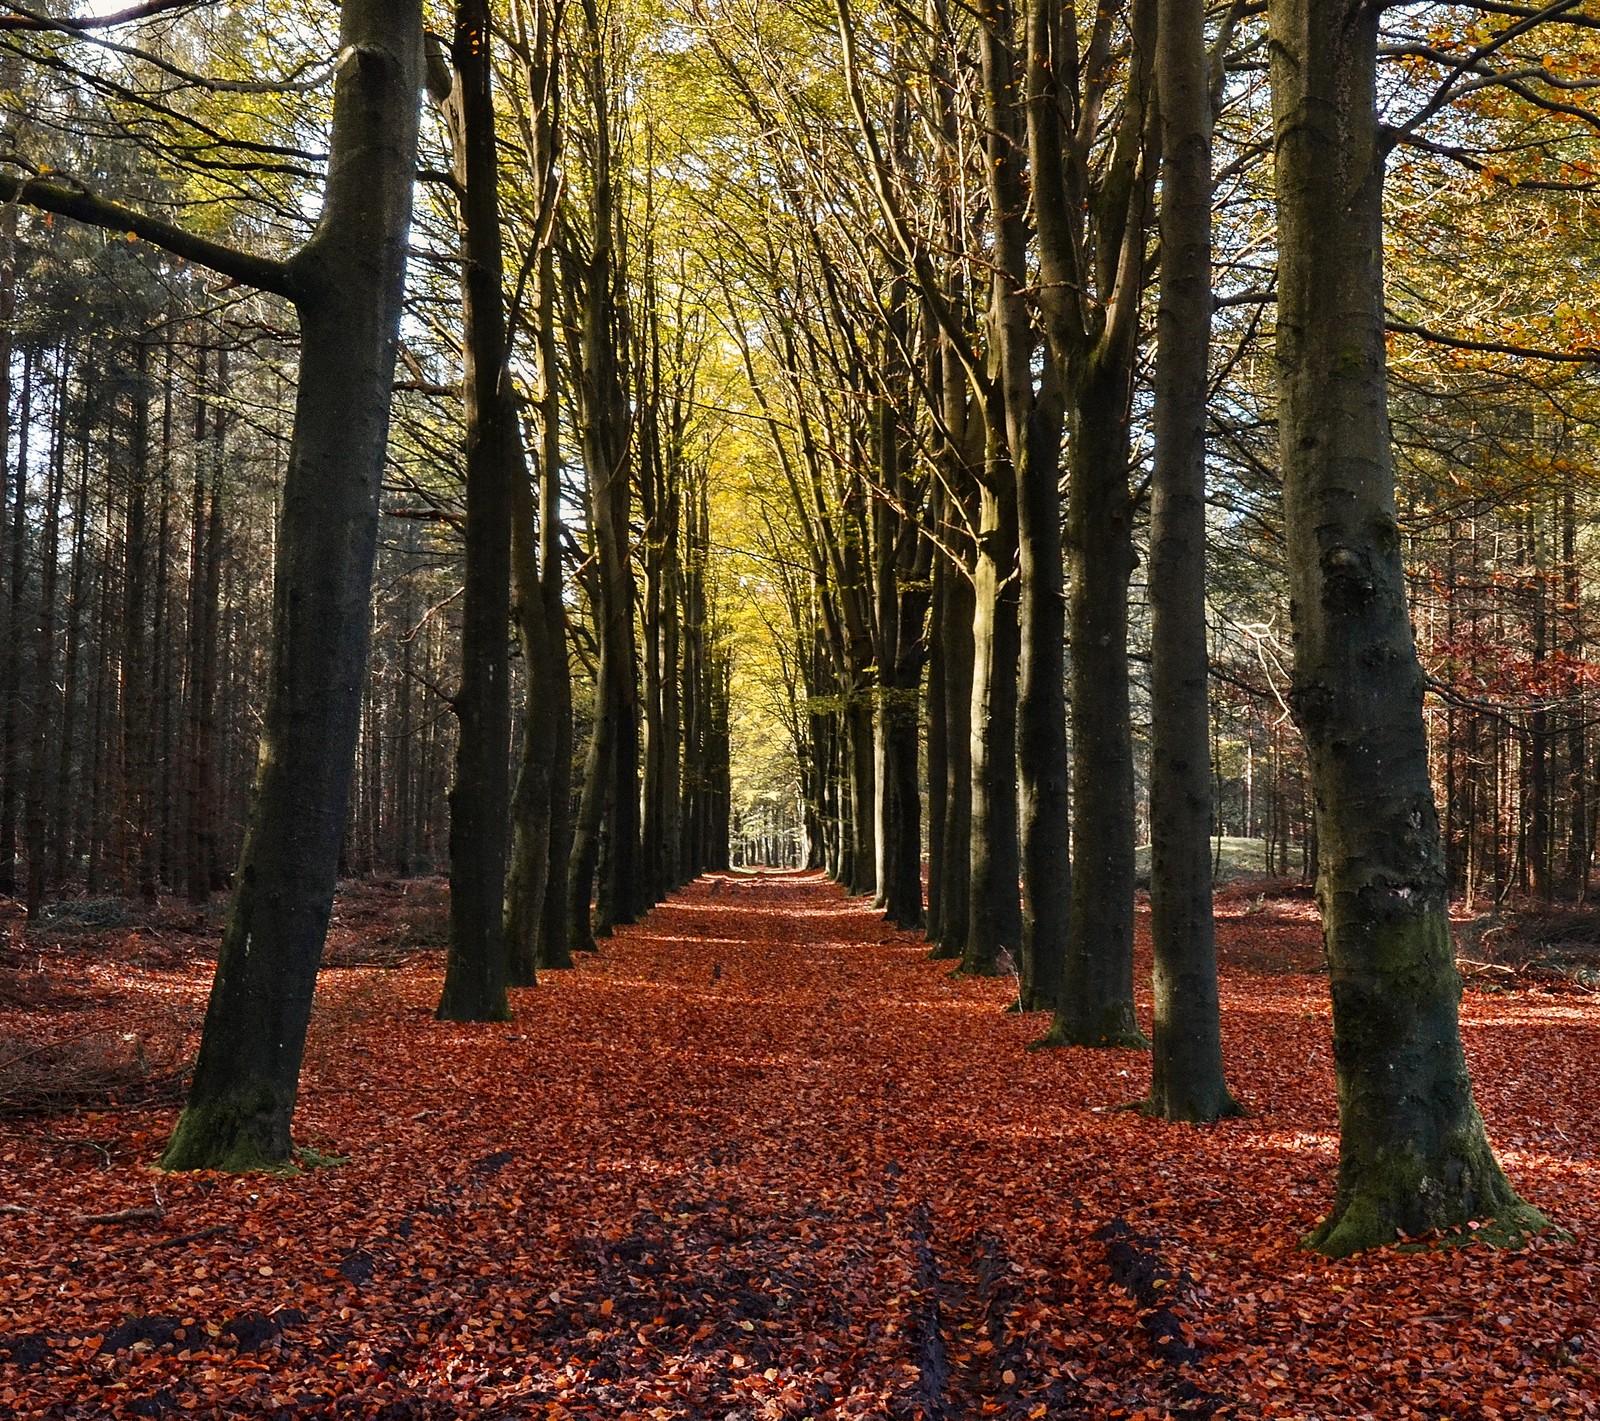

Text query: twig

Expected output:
[78,1206,163,1225]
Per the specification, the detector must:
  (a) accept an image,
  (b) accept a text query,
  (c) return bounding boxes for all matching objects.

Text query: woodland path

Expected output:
[3,870,1600,1418]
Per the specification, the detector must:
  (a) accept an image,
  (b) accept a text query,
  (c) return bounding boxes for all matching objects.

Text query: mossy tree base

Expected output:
[1306,906,1553,1260]
[1031,1003,1150,1051]
[1307,1197,1554,1260]
[159,1089,296,1174]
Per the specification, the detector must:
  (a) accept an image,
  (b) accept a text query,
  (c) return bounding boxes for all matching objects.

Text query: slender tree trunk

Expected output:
[124,337,158,905]
[161,0,424,1171]
[926,553,948,937]
[535,286,576,966]
[53,418,90,888]
[933,558,975,959]
[1145,0,1237,1120]
[1269,0,1544,1255]
[508,227,567,975]
[1528,511,1551,899]
[24,350,65,914]
[1,349,33,897]
[504,429,556,986]
[962,463,1022,976]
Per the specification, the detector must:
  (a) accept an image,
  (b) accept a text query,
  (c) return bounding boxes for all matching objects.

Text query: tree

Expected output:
[1143,0,1238,1122]
[1268,0,1547,1254]
[434,0,516,1024]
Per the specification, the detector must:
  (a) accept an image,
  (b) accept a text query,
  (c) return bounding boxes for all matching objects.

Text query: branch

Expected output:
[1387,315,1600,365]
[0,0,206,29]
[0,170,296,299]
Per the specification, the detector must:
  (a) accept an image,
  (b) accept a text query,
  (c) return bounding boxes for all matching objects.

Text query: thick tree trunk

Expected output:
[993,0,1069,1011]
[438,0,514,1023]
[1145,0,1238,1121]
[160,0,423,1171]
[1047,358,1147,1048]
[1270,0,1544,1255]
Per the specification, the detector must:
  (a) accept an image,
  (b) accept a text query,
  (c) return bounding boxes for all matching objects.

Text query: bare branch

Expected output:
[0,168,296,299]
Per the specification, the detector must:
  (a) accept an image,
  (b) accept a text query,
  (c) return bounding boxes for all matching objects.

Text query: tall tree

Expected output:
[1269,0,1545,1254]
[434,0,516,1024]
[1143,0,1238,1122]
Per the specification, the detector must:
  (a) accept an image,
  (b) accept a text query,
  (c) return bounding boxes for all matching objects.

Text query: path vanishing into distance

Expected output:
[3,869,1599,1418]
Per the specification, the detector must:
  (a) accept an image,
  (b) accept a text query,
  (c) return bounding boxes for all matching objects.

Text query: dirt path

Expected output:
[3,869,1599,1418]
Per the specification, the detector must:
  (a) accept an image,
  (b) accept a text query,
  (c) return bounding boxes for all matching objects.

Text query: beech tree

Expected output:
[433,0,517,1024]
[1142,0,1239,1121]
[1268,0,1546,1253]
[0,0,428,1170]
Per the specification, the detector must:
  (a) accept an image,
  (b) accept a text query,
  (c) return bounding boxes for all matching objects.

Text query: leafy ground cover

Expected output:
[1,870,1597,1418]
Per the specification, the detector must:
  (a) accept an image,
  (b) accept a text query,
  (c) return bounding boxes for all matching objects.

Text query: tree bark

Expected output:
[962,462,1022,976]
[438,0,515,1024]
[160,0,424,1171]
[1144,0,1238,1121]
[1269,0,1545,1255]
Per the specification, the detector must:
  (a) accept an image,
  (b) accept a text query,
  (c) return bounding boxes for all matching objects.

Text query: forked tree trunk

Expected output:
[1270,0,1545,1256]
[160,0,424,1172]
[1145,0,1238,1121]
[510,231,570,976]
[991,0,1068,1012]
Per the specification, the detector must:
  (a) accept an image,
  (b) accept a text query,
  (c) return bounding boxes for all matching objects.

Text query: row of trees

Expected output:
[0,0,1594,1256]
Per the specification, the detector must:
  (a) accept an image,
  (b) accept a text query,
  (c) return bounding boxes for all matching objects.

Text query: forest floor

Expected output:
[2,871,1599,1420]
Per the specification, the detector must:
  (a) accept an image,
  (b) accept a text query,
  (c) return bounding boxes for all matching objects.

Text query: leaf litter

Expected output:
[1,870,1598,1418]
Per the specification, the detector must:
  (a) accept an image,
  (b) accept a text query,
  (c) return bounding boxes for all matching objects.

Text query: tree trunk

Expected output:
[0,349,32,897]
[123,337,157,905]
[510,211,569,973]
[438,0,514,1024]
[1048,355,1147,1047]
[962,468,1022,976]
[160,0,424,1171]
[1269,0,1544,1255]
[1145,0,1237,1120]
[504,431,556,986]
[23,349,65,914]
